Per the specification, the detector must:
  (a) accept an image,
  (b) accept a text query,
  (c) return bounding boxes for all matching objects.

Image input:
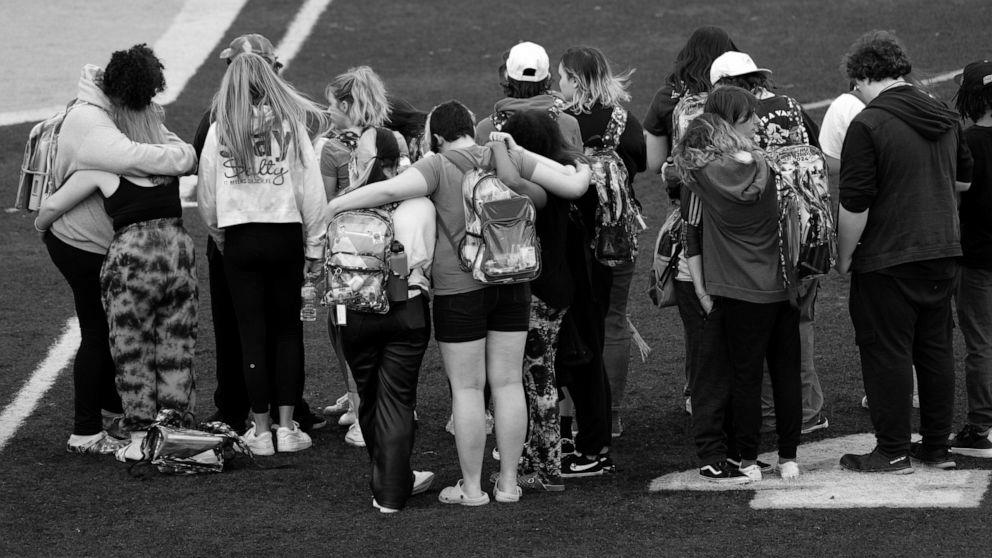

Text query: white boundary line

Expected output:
[802,70,962,111]
[0,318,80,451]
[277,0,334,72]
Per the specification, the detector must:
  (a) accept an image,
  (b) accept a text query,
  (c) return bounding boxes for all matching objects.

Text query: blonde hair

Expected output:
[560,47,633,114]
[212,53,329,179]
[325,66,390,128]
[672,113,755,184]
[113,103,167,145]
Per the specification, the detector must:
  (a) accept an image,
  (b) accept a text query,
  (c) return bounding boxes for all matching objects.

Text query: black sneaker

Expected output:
[295,409,328,433]
[840,448,913,474]
[698,461,751,484]
[801,414,829,435]
[598,453,616,474]
[560,438,575,455]
[950,424,992,458]
[561,453,608,478]
[726,457,774,474]
[909,442,957,469]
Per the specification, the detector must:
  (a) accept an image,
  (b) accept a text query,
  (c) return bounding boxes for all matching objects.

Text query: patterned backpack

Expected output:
[586,106,645,266]
[438,149,541,284]
[768,144,836,306]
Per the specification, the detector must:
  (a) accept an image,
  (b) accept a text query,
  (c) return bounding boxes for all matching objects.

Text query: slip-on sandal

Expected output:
[438,479,490,506]
[492,474,522,503]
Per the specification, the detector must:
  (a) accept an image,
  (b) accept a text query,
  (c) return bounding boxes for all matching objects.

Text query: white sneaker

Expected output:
[276,422,312,453]
[345,422,365,448]
[114,431,148,463]
[739,463,763,482]
[372,498,399,514]
[339,409,357,426]
[242,423,275,456]
[778,461,800,480]
[323,394,351,416]
[411,470,435,495]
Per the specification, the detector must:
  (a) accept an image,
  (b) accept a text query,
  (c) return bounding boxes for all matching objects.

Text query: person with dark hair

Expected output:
[475,41,583,150]
[385,95,428,163]
[644,26,738,419]
[557,45,646,474]
[710,51,827,439]
[190,34,326,435]
[495,110,584,492]
[836,30,973,473]
[326,99,590,506]
[949,60,992,458]
[34,44,196,455]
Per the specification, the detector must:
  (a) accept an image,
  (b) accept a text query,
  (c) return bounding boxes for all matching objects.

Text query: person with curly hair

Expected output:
[836,30,973,473]
[34,44,198,457]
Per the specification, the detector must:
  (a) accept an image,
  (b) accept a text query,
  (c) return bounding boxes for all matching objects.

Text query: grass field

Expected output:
[2,1,992,556]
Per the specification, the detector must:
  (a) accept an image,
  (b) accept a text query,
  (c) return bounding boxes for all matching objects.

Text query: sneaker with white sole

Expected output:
[323,394,351,416]
[778,460,800,480]
[345,422,365,448]
[276,422,312,453]
[950,424,992,458]
[338,409,357,426]
[738,463,763,482]
[411,470,434,495]
[840,448,913,474]
[67,431,127,455]
[909,442,956,470]
[242,424,275,456]
[801,415,829,435]
[372,498,399,514]
[726,457,773,474]
[698,461,750,484]
[561,453,609,478]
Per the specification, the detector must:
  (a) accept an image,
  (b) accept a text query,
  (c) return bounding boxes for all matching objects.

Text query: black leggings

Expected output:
[44,232,123,435]
[223,223,305,414]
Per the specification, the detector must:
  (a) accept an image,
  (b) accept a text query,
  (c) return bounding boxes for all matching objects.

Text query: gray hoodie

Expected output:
[51,64,197,254]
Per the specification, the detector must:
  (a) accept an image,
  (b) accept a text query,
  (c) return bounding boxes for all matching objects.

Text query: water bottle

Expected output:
[300,273,318,322]
[387,240,409,302]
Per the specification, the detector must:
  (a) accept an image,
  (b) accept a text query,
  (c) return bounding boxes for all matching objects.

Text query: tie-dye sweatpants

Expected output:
[100,218,197,430]
[520,296,567,481]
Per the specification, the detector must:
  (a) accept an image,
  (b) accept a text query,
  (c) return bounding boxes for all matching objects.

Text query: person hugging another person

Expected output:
[673,86,802,483]
[197,52,329,456]
[35,44,198,457]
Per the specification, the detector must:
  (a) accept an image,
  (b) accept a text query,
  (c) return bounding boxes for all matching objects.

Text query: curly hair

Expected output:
[672,113,755,184]
[842,30,912,82]
[102,44,166,111]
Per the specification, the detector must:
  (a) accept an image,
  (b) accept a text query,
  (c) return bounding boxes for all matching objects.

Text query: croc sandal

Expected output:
[438,479,490,506]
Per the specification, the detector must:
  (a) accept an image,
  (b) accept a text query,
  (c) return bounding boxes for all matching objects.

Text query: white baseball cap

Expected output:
[506,41,550,82]
[709,51,772,86]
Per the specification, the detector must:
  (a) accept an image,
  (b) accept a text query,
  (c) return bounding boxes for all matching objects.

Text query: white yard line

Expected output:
[0,318,80,451]
[276,0,334,72]
[802,69,961,111]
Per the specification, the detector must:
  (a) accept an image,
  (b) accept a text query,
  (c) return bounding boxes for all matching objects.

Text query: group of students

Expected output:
[33,25,992,512]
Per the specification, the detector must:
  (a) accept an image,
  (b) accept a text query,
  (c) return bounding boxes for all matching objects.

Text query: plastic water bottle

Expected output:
[300,273,318,322]
[387,240,408,302]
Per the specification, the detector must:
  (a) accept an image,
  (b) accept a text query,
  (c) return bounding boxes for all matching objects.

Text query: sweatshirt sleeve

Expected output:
[298,136,329,260]
[196,126,224,250]
[74,108,198,176]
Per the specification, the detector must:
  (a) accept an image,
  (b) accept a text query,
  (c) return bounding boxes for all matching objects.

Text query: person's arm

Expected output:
[490,131,590,199]
[645,133,670,175]
[73,108,197,176]
[298,135,329,265]
[196,127,225,251]
[488,140,547,208]
[836,206,868,274]
[35,170,116,231]
[326,167,430,218]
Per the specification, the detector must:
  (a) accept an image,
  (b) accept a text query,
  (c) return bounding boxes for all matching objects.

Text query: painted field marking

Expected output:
[802,70,962,111]
[649,433,991,509]
[0,318,80,452]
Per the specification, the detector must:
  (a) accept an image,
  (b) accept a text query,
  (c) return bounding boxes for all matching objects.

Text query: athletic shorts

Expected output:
[432,283,531,343]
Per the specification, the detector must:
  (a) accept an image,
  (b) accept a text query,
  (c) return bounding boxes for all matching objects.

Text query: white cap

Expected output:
[506,41,550,82]
[709,51,772,86]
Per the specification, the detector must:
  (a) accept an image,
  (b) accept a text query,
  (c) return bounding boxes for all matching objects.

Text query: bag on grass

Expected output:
[647,207,683,308]
[768,144,836,306]
[134,409,245,475]
[586,105,645,267]
[438,149,541,284]
[323,208,394,314]
[14,100,79,211]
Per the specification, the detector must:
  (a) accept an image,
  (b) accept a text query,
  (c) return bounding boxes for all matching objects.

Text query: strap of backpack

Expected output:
[603,106,628,150]
[787,97,810,145]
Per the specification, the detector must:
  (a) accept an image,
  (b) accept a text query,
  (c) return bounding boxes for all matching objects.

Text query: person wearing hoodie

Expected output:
[474,41,582,151]
[38,49,196,455]
[197,52,329,456]
[836,31,973,473]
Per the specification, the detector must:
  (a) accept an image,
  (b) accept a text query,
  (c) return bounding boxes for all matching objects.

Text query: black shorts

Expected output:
[432,283,531,343]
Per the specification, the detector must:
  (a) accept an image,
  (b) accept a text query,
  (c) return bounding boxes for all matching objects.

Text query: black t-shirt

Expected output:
[961,125,992,269]
[530,196,574,309]
[643,84,679,139]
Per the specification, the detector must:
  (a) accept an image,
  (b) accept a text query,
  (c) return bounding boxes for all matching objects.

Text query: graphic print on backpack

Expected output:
[586,106,645,267]
[648,207,684,308]
[323,209,393,314]
[768,144,836,304]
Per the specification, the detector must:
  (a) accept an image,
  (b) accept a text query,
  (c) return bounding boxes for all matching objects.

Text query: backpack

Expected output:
[768,144,836,306]
[491,97,564,131]
[586,106,645,267]
[323,208,394,314]
[647,207,683,308]
[755,96,810,151]
[14,100,79,211]
[438,149,541,284]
